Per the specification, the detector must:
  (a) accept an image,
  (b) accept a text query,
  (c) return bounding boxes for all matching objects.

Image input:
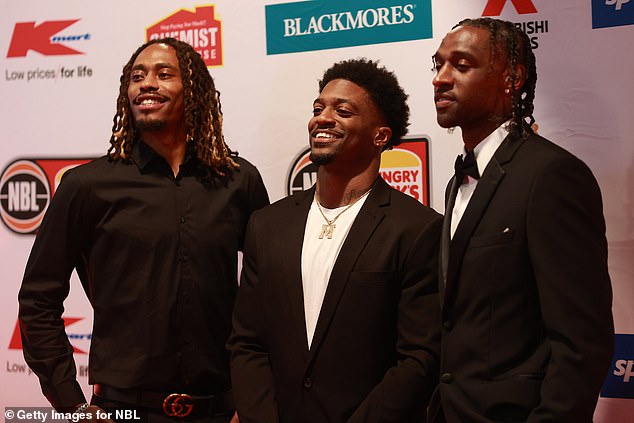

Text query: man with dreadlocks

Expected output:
[428,17,614,423]
[18,38,268,422]
[229,58,442,423]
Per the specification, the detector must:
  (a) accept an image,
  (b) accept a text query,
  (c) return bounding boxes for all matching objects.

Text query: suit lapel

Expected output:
[445,134,524,299]
[440,176,459,300]
[306,178,389,365]
[284,188,315,351]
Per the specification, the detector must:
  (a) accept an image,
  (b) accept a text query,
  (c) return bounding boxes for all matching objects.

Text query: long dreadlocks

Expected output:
[108,37,238,174]
[455,18,537,140]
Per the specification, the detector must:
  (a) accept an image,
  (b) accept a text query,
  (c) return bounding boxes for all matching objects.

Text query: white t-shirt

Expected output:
[301,191,370,348]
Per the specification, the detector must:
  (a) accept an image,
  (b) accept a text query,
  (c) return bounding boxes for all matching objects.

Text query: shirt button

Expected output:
[303,378,313,389]
[440,372,453,384]
[443,320,453,331]
[179,217,186,224]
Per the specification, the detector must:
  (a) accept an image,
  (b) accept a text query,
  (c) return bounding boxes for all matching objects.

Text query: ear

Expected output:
[374,127,392,150]
[512,64,526,91]
[504,64,526,93]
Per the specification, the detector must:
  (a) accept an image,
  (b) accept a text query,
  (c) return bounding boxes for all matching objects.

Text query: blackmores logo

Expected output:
[0,159,91,234]
[9,318,91,355]
[287,137,430,205]
[6,20,90,58]
[265,0,432,55]
[147,5,223,67]
[482,0,537,16]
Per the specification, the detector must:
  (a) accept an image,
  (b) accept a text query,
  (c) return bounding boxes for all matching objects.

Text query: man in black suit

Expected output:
[428,17,614,422]
[228,58,442,423]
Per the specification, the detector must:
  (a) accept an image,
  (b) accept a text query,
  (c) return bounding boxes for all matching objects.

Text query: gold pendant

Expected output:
[318,223,335,239]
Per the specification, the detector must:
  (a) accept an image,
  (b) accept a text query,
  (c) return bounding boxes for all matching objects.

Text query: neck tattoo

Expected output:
[315,189,371,239]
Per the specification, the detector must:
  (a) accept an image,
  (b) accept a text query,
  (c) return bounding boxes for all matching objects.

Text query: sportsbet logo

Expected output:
[0,158,91,234]
[287,136,430,205]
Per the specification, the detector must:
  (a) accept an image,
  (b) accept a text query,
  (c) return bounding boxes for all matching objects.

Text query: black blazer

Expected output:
[229,177,442,423]
[429,132,614,423]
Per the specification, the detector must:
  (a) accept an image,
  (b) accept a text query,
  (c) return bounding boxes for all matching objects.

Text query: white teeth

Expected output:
[315,132,335,139]
[140,99,159,105]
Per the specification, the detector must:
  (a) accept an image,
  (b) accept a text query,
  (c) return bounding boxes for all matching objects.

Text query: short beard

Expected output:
[309,150,335,166]
[135,118,166,132]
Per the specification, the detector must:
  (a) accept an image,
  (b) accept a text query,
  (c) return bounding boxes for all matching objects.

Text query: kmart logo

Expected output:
[265,0,432,54]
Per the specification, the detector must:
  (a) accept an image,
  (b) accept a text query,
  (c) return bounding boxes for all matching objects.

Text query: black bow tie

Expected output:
[454,150,480,185]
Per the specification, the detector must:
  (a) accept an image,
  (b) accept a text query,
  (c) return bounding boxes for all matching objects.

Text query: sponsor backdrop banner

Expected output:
[1,0,632,420]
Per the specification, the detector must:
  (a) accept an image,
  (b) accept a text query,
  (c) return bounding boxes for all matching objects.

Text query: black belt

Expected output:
[93,384,234,418]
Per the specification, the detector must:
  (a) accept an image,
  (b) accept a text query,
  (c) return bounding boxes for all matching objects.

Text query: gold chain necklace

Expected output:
[315,190,371,239]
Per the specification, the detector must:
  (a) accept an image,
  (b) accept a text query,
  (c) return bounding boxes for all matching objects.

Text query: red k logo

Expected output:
[7,20,84,57]
[482,0,538,16]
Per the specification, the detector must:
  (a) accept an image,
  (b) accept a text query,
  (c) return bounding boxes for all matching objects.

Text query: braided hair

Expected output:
[455,18,537,139]
[108,37,238,174]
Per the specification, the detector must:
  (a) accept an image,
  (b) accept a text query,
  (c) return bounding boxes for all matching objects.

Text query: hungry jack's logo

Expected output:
[6,19,89,57]
[287,136,430,205]
[146,5,223,67]
[0,158,91,234]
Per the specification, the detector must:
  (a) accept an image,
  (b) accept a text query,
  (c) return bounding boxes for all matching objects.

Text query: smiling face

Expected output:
[308,79,390,170]
[127,43,185,135]
[432,25,511,145]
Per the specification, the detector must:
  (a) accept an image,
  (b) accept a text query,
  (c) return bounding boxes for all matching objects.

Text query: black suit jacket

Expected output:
[429,132,614,423]
[229,177,442,423]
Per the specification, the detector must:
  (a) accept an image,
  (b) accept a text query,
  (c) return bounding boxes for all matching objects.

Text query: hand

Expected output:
[230,410,240,423]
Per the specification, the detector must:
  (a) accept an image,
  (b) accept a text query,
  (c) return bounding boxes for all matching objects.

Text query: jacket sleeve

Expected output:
[228,212,280,423]
[18,171,87,411]
[348,214,443,423]
[526,155,614,422]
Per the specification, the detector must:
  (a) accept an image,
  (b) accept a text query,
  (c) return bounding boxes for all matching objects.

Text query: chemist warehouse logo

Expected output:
[0,158,91,234]
[482,0,548,50]
[287,136,430,205]
[9,318,91,355]
[601,334,634,398]
[265,0,432,55]
[146,5,223,67]
[6,19,90,57]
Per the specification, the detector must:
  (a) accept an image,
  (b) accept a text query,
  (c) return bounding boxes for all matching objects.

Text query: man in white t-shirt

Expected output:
[228,58,443,423]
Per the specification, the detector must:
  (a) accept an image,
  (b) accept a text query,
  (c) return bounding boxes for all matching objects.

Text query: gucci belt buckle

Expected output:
[163,393,194,418]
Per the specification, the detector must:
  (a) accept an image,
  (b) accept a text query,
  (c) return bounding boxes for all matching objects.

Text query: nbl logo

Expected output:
[0,158,91,234]
[0,160,50,234]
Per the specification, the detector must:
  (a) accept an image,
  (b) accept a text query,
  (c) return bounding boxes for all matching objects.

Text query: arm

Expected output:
[228,214,279,423]
[526,155,614,422]
[18,171,87,411]
[348,215,443,422]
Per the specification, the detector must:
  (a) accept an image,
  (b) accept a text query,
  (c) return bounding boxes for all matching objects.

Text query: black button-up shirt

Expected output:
[18,141,269,410]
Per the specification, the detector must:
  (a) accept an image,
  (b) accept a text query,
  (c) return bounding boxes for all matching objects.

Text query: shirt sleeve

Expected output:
[18,170,87,411]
